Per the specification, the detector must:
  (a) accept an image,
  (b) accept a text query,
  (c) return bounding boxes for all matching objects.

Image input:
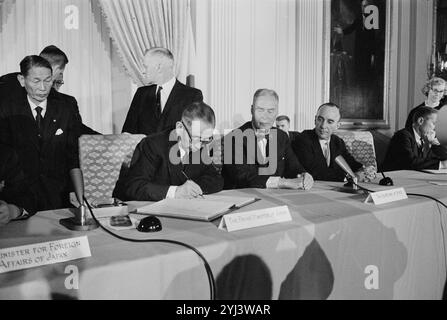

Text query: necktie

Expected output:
[324,140,330,166]
[35,106,43,139]
[155,86,163,119]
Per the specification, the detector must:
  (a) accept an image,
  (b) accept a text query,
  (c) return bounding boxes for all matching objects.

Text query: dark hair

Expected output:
[412,106,437,124]
[317,102,341,117]
[276,115,290,123]
[20,55,53,77]
[182,102,216,127]
[39,45,69,68]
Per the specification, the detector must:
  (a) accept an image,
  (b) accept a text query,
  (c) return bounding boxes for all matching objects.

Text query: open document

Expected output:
[137,196,260,221]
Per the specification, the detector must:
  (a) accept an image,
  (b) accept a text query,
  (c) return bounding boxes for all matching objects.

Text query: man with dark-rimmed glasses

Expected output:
[113,102,223,201]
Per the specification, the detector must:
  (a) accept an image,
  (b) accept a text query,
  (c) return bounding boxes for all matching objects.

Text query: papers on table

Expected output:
[428,181,447,186]
[137,196,260,221]
[420,169,447,174]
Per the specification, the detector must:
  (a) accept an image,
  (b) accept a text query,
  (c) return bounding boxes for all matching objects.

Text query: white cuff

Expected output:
[266,176,280,189]
[166,186,178,199]
[440,160,447,169]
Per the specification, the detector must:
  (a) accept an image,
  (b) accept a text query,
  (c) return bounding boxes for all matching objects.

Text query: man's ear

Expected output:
[17,74,25,87]
[417,117,424,126]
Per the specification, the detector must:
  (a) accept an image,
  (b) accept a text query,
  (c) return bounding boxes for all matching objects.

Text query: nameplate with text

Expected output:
[218,205,292,232]
[0,236,91,274]
[364,187,408,205]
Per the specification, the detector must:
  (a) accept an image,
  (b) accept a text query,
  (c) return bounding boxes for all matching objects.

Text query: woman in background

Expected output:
[405,77,447,129]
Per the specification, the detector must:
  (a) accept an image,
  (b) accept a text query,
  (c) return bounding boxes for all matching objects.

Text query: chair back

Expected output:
[79,134,145,205]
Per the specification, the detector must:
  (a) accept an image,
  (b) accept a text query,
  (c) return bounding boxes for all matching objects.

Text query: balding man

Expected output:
[222,89,313,190]
[292,103,366,182]
[115,102,223,201]
[122,47,203,135]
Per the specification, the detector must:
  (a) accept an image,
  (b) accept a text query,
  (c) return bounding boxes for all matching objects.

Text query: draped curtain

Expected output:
[97,0,195,86]
[0,0,113,134]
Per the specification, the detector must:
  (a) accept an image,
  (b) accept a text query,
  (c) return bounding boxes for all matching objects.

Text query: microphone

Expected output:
[59,168,99,231]
[334,155,371,193]
[379,172,394,186]
[334,155,357,180]
[70,168,85,208]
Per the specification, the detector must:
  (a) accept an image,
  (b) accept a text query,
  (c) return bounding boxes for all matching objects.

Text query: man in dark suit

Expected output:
[0,144,37,226]
[292,103,365,182]
[121,47,203,135]
[114,102,223,201]
[276,115,299,144]
[222,89,314,190]
[0,45,98,135]
[0,56,81,211]
[383,106,447,171]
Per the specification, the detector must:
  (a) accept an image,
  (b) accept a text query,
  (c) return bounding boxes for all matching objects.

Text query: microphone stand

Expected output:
[60,168,99,231]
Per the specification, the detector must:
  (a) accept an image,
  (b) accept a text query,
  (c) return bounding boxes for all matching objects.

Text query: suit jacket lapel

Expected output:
[19,94,40,150]
[311,130,327,166]
[161,80,180,118]
[41,98,60,145]
[166,139,187,185]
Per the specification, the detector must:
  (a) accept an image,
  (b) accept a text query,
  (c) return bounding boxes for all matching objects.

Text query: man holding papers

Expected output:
[383,106,447,171]
[113,102,223,201]
[222,89,314,190]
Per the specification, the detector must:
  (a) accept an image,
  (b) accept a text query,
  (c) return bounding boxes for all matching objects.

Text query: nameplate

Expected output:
[364,187,408,205]
[0,236,91,274]
[218,205,292,232]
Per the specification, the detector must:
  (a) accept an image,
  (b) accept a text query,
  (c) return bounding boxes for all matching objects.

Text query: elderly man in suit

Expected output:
[0,45,98,135]
[222,89,314,190]
[114,102,223,201]
[383,106,447,171]
[0,144,37,226]
[292,103,368,182]
[122,47,203,135]
[0,55,82,211]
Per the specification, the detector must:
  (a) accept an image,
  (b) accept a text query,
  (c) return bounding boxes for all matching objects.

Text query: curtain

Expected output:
[97,0,195,86]
[0,0,113,134]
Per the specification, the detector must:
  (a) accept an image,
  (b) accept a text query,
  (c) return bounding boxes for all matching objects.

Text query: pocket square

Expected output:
[55,128,64,136]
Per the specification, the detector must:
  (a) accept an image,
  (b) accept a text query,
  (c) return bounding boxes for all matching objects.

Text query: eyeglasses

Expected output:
[53,80,64,87]
[181,121,214,145]
[431,88,445,94]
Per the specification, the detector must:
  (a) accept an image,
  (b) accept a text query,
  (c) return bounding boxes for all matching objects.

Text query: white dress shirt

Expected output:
[27,96,47,119]
[319,138,331,166]
[158,76,176,113]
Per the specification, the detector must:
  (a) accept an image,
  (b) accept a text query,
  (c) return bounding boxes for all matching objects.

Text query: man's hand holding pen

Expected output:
[175,171,205,199]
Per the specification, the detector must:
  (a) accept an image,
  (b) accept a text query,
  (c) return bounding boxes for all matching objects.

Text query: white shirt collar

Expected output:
[319,137,330,148]
[413,127,422,146]
[27,96,47,118]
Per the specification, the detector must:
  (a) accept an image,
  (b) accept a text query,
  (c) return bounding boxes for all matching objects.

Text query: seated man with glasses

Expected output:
[113,102,224,201]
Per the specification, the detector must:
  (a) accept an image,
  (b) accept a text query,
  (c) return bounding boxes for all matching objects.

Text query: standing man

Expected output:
[0,45,99,135]
[292,103,368,182]
[114,102,223,201]
[0,56,81,210]
[276,115,299,144]
[383,106,447,171]
[222,89,313,190]
[122,47,203,135]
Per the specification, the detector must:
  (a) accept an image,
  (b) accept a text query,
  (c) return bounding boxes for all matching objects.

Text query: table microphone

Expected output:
[59,168,99,231]
[379,172,394,186]
[334,155,359,191]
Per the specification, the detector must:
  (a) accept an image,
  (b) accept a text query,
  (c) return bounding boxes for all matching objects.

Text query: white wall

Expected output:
[193,0,436,136]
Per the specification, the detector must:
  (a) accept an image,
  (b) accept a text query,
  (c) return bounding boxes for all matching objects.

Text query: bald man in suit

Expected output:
[122,47,203,135]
